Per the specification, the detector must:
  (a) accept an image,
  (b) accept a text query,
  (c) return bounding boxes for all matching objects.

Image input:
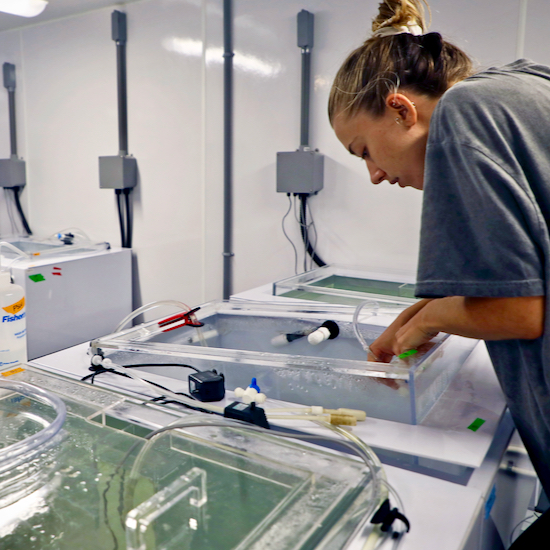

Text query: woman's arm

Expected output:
[390,295,544,357]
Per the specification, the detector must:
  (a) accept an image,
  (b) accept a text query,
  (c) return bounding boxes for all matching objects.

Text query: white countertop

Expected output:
[33,337,506,470]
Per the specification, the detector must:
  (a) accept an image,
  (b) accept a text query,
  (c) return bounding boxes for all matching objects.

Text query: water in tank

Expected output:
[0,365,384,550]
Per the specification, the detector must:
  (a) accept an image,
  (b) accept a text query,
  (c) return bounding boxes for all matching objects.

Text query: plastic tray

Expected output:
[91,300,478,424]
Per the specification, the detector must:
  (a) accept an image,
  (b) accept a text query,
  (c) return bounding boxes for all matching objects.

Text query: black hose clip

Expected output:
[370,498,410,535]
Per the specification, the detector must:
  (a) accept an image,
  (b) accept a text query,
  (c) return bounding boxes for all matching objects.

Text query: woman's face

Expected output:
[332,93,430,191]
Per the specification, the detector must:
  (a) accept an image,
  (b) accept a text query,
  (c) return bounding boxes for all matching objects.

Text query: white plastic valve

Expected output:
[233,386,265,404]
[271,334,289,347]
[308,326,331,345]
[255,393,267,404]
[91,355,104,366]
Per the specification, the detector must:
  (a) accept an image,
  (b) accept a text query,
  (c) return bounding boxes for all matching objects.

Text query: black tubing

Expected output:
[124,188,132,248]
[298,194,325,268]
[116,189,126,247]
[11,187,32,235]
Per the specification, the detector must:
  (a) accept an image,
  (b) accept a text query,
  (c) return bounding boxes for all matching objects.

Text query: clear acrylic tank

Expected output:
[0,364,381,550]
[272,265,417,307]
[0,231,109,261]
[91,300,478,425]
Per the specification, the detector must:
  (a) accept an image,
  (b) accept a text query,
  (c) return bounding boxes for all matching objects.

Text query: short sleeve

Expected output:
[416,139,546,298]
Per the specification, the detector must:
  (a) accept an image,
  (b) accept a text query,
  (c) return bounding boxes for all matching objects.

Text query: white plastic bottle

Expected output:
[0,271,27,367]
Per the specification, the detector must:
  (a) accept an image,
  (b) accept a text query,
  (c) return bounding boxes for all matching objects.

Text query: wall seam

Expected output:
[18,28,31,232]
[516,0,528,59]
[200,0,207,303]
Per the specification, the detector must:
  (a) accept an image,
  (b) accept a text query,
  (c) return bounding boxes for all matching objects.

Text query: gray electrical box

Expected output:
[276,149,324,194]
[99,155,137,189]
[0,157,26,188]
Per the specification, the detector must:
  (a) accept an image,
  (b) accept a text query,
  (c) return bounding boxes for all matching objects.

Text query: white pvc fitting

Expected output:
[255,393,267,404]
[308,327,331,345]
[270,334,289,347]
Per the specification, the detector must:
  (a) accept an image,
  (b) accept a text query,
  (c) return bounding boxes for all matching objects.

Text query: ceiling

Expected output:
[0,0,138,33]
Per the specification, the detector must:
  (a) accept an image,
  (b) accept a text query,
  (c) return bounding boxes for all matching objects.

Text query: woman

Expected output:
[329,0,550,545]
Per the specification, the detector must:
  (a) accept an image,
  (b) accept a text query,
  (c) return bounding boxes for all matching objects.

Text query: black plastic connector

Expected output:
[188,370,225,402]
[321,320,339,339]
[112,10,127,44]
[3,63,15,91]
[224,401,270,429]
[370,498,410,534]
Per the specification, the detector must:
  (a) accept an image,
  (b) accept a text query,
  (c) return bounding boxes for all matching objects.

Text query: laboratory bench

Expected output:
[24,336,537,550]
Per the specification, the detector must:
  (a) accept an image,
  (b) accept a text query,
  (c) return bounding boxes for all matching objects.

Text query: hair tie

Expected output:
[372,21,423,38]
[419,32,443,59]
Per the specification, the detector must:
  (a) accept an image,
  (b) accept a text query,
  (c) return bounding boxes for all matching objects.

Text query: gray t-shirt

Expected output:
[417,59,550,491]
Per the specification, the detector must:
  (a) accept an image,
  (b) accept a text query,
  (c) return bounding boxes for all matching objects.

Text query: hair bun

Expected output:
[419,32,443,59]
[372,0,427,36]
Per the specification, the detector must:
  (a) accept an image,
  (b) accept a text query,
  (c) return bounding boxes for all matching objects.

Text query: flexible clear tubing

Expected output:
[129,417,388,546]
[41,228,110,257]
[114,301,206,348]
[45,227,92,244]
[0,230,109,269]
[353,300,380,356]
[0,379,67,469]
[0,241,30,272]
[114,300,193,332]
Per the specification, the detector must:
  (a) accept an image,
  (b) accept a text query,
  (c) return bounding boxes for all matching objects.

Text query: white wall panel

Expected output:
[312,1,423,279]
[228,0,526,294]
[430,0,521,69]
[0,0,536,314]
[203,0,225,301]
[21,10,117,238]
[118,0,204,307]
[227,0,421,294]
[19,0,204,309]
[524,0,550,66]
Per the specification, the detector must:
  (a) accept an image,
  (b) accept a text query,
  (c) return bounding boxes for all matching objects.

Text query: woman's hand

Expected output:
[368,299,433,362]
[393,318,439,357]
[370,295,544,362]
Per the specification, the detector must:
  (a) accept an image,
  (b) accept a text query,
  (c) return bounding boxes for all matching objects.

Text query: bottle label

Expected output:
[2,311,26,323]
[2,297,25,315]
[0,292,27,366]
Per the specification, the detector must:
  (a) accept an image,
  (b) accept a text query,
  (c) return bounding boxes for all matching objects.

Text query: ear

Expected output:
[385,93,417,127]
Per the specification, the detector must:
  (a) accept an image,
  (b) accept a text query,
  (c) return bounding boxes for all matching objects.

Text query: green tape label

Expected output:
[29,274,46,282]
[398,349,418,359]
[468,418,486,432]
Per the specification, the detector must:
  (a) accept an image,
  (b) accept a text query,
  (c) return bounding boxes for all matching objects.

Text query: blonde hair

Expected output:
[328,0,474,123]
